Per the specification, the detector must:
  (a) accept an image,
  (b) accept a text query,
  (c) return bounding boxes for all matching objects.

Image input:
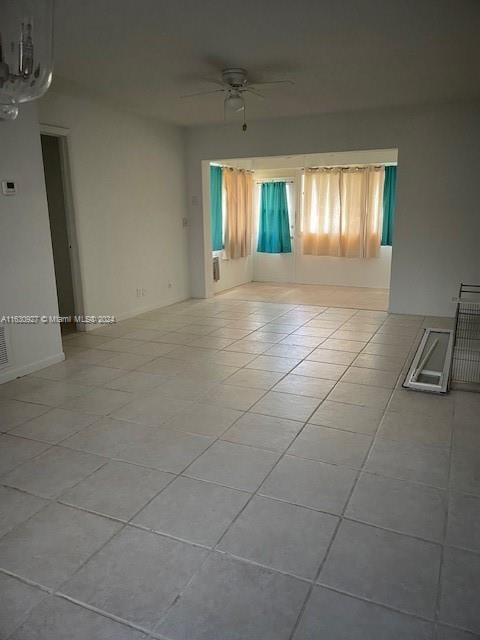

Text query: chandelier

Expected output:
[0,0,54,120]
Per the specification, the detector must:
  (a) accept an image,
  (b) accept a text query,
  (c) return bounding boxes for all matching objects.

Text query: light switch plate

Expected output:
[2,180,16,195]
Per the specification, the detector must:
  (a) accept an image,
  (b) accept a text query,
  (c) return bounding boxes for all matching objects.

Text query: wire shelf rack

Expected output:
[451,283,480,391]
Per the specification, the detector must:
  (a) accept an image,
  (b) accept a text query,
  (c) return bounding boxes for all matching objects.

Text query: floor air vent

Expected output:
[0,324,10,369]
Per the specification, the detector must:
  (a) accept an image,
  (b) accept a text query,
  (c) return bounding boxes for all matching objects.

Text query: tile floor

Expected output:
[217,281,390,310]
[0,294,479,639]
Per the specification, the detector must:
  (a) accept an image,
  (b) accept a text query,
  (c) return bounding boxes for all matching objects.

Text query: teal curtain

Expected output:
[210,165,223,251]
[381,166,397,246]
[257,181,292,253]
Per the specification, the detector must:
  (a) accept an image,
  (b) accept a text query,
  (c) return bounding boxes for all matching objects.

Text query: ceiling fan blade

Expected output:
[180,89,225,99]
[245,87,265,99]
[198,77,227,88]
[250,80,295,87]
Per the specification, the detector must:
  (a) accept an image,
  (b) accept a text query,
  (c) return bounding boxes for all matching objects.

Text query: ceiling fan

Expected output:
[180,68,294,132]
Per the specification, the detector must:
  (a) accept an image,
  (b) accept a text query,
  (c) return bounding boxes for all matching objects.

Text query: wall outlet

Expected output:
[168,281,173,289]
[141,288,146,297]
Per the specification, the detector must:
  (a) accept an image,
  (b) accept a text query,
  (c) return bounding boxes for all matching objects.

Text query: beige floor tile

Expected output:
[340,366,399,389]
[100,351,158,370]
[281,334,326,348]
[0,503,120,588]
[321,339,367,353]
[202,384,265,411]
[14,380,92,408]
[218,495,338,578]
[186,440,279,492]
[331,330,375,342]
[225,368,285,390]
[0,573,48,640]
[352,352,405,372]
[309,400,383,435]
[3,446,105,498]
[362,342,411,358]
[63,526,207,630]
[260,455,357,514]
[63,387,134,416]
[9,596,145,640]
[292,360,348,381]
[8,407,97,443]
[0,434,50,475]
[378,409,452,447]
[133,476,249,546]
[346,472,446,541]
[327,382,391,410]
[319,520,441,618]
[288,425,372,467]
[264,343,315,359]
[245,355,301,373]
[307,348,357,365]
[252,391,321,422]
[224,339,271,354]
[163,402,242,436]
[0,486,48,537]
[156,553,309,640]
[294,586,433,640]
[61,460,172,520]
[0,399,50,430]
[221,412,302,452]
[365,437,450,487]
[273,374,335,399]
[446,492,480,553]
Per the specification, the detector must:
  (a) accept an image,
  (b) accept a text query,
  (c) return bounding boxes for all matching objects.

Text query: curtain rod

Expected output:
[255,179,295,184]
[304,162,397,171]
[210,163,254,173]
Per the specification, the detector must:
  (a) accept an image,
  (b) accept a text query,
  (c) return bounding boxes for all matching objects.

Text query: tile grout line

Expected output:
[432,390,456,638]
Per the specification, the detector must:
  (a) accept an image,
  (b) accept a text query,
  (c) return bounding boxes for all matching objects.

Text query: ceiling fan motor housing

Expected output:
[222,68,248,89]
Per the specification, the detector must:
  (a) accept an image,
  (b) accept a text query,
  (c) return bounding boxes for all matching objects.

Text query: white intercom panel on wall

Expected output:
[1,180,17,195]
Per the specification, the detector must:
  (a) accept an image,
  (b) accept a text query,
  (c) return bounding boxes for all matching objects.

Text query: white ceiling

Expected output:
[52,0,480,126]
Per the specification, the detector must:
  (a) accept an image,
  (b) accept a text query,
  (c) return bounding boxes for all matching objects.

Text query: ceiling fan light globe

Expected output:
[224,94,245,112]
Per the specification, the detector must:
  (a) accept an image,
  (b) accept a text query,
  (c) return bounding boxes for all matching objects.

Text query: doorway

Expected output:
[40,134,77,334]
[202,149,397,307]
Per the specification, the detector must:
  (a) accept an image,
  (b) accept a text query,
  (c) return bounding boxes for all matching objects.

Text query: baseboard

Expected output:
[0,351,65,384]
[81,298,190,331]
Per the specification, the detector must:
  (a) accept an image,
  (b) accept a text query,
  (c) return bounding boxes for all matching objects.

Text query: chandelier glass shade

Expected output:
[0,0,54,120]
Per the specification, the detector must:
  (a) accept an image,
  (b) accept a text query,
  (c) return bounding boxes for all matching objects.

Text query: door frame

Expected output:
[40,124,85,328]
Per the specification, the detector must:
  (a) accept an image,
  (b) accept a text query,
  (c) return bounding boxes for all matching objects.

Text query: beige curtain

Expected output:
[302,166,384,258]
[224,168,253,259]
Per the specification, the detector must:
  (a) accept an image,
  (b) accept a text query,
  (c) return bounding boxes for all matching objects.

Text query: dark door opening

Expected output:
[41,134,76,334]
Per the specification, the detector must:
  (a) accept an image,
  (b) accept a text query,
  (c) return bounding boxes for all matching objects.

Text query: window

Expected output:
[301,165,385,258]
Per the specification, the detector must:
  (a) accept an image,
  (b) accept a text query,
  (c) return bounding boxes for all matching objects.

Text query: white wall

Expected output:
[213,253,253,294]
[186,102,480,317]
[38,92,190,322]
[0,105,63,383]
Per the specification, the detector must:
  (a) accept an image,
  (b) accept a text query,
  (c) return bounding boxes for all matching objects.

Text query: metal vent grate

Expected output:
[213,256,220,282]
[451,283,480,391]
[0,325,9,369]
